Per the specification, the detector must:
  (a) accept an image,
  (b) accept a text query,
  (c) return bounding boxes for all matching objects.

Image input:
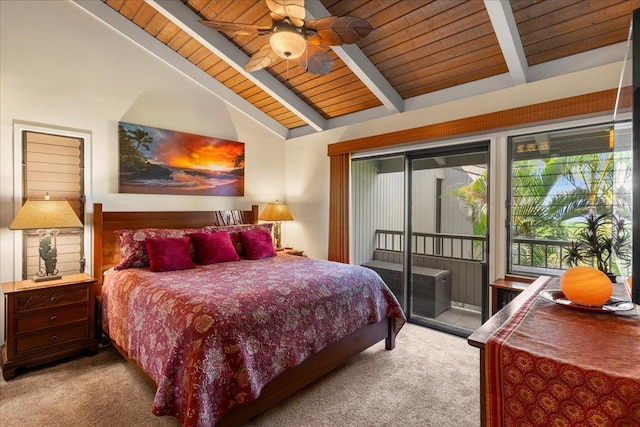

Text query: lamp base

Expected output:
[32,274,62,283]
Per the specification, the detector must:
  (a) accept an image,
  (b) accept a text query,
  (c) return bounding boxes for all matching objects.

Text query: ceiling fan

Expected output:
[199,0,373,75]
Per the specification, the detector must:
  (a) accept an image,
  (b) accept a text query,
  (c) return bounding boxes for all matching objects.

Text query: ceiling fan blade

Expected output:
[298,45,333,75]
[304,16,373,46]
[199,20,270,36]
[244,43,279,73]
[266,0,305,27]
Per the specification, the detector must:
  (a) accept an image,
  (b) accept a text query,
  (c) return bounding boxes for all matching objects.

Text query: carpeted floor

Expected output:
[0,323,479,426]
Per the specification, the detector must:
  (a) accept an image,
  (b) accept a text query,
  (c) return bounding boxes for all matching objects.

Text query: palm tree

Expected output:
[455,172,486,236]
[455,152,622,270]
[118,125,149,172]
[233,151,245,169]
[510,157,573,239]
[559,153,614,220]
[128,128,153,152]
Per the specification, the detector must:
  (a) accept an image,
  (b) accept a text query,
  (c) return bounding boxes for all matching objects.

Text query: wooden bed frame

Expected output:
[92,203,397,427]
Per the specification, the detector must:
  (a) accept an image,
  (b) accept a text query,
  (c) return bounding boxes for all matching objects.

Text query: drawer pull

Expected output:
[50,296,57,303]
[50,315,58,322]
[50,335,57,342]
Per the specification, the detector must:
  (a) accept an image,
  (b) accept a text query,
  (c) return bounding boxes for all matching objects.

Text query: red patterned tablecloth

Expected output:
[486,278,640,426]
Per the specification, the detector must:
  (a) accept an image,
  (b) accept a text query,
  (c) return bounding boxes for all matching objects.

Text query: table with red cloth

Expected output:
[484,277,640,426]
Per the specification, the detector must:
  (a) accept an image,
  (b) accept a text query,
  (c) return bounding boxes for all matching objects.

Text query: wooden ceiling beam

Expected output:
[484,0,529,85]
[146,0,328,133]
[304,0,404,114]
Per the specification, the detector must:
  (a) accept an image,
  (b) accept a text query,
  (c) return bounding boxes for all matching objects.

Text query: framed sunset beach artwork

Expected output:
[118,122,245,196]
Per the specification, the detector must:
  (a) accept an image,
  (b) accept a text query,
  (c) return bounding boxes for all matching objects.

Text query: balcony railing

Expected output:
[374,230,486,262]
[510,237,616,272]
[374,230,616,272]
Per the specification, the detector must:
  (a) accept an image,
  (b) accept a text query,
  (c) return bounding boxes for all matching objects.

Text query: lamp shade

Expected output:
[259,202,294,222]
[9,199,83,230]
[270,22,306,59]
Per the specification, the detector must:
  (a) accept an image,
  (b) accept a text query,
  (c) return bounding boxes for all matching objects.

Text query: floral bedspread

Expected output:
[101,254,405,426]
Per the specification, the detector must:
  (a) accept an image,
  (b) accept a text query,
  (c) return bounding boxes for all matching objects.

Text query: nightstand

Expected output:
[280,248,307,257]
[1,273,98,380]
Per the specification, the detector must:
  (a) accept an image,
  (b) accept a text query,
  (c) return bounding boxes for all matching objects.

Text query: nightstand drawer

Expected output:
[15,285,89,313]
[2,273,98,380]
[16,324,89,353]
[16,306,88,333]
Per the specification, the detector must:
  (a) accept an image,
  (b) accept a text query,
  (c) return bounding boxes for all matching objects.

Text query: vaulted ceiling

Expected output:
[73,0,640,140]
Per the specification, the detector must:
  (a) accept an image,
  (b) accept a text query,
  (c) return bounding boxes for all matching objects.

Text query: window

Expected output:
[20,130,85,278]
[507,122,632,277]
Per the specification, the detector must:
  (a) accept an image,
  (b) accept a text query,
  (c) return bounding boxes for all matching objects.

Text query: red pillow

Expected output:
[211,223,273,256]
[114,227,204,269]
[145,237,196,272]
[238,230,276,260]
[189,231,240,265]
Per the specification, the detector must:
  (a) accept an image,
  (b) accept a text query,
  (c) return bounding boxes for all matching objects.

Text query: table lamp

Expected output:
[9,194,83,281]
[259,201,293,250]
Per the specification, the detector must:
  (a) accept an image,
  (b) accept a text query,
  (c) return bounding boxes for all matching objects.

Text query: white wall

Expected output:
[282,135,330,258]
[1,0,287,286]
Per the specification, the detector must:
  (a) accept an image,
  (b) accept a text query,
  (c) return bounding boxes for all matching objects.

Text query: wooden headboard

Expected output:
[92,203,258,291]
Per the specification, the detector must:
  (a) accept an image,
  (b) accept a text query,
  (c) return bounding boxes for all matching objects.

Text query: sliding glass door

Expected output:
[408,146,488,336]
[352,143,489,337]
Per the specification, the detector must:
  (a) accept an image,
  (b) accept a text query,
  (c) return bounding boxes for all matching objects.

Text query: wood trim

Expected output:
[489,277,531,316]
[327,88,630,156]
[328,153,350,263]
[92,202,103,297]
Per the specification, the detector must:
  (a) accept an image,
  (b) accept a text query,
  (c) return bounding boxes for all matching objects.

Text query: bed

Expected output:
[92,203,405,427]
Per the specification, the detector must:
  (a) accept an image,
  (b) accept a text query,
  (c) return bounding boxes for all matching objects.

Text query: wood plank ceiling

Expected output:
[74,0,640,139]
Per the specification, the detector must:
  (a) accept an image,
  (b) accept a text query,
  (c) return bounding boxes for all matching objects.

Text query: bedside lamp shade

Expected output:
[9,200,83,230]
[259,201,293,250]
[9,197,83,282]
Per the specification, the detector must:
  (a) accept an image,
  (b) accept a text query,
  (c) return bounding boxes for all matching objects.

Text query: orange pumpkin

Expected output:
[560,266,613,306]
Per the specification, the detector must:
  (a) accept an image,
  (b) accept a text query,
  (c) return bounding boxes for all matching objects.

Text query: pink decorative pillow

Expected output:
[189,231,240,264]
[114,227,204,269]
[145,237,196,272]
[238,230,276,260]
[212,223,273,256]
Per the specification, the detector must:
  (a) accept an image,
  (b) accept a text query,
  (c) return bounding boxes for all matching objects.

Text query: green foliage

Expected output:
[119,125,151,173]
[563,213,631,274]
[454,172,486,236]
[128,128,153,151]
[453,148,630,273]
[510,157,573,238]
[118,125,173,180]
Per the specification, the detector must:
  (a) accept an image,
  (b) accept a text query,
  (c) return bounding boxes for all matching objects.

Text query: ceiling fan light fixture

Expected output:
[270,21,306,59]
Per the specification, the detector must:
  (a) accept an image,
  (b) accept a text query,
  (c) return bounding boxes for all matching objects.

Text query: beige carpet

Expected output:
[0,324,479,426]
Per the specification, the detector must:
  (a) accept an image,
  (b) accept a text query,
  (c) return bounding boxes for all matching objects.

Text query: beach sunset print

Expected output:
[118,122,245,196]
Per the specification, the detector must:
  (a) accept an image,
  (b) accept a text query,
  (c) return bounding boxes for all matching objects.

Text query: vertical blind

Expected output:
[22,131,84,278]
